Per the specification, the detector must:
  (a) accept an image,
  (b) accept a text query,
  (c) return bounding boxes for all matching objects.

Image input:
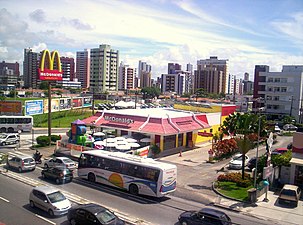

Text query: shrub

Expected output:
[213,138,238,159]
[217,172,252,187]
[36,135,50,147]
[51,134,61,142]
[150,144,161,156]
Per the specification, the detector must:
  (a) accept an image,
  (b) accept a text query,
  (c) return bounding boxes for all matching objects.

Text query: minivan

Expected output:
[7,155,36,172]
[29,185,71,216]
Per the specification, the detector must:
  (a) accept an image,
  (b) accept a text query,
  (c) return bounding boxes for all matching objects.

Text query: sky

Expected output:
[0,0,303,80]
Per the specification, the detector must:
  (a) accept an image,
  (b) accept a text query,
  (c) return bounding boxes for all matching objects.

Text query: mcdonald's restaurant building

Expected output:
[81,105,236,152]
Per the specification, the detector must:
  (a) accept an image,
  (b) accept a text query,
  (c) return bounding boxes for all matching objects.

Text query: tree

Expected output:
[141,87,160,99]
[220,113,265,179]
[195,88,207,101]
[39,81,49,90]
[8,90,17,98]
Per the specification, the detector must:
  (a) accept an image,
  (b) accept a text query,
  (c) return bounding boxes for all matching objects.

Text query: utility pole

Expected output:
[289,95,294,116]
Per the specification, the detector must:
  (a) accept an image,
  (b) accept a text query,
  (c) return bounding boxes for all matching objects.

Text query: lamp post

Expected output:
[254,115,261,188]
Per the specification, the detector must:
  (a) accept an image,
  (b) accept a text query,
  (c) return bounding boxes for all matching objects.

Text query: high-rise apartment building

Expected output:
[196,56,228,93]
[90,44,119,93]
[0,61,20,77]
[226,74,236,95]
[76,49,90,89]
[118,62,136,90]
[60,57,75,81]
[23,48,40,89]
[161,73,185,95]
[168,63,181,74]
[194,64,223,94]
[138,60,151,88]
[253,65,269,110]
[242,72,253,94]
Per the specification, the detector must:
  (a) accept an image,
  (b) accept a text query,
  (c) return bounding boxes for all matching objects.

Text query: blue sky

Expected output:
[0,0,302,80]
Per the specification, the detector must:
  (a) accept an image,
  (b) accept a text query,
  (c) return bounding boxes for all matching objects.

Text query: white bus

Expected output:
[78,150,177,197]
[0,115,33,133]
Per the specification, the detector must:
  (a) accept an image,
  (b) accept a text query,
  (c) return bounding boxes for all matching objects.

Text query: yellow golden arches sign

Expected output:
[38,49,63,81]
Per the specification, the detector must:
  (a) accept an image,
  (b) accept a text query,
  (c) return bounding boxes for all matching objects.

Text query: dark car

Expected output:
[178,207,231,225]
[247,157,258,171]
[67,203,125,225]
[41,167,73,184]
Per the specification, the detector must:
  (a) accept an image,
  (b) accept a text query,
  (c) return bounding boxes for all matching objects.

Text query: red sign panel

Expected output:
[38,68,63,81]
[38,50,63,81]
[198,131,213,137]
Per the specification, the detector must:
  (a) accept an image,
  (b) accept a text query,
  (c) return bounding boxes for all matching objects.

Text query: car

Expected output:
[287,142,293,150]
[29,185,71,216]
[278,184,301,207]
[41,167,73,184]
[283,124,298,131]
[274,125,281,133]
[67,203,125,225]
[229,154,249,170]
[247,157,261,171]
[178,207,231,225]
[44,157,76,170]
[7,155,36,172]
[271,148,289,155]
[0,133,20,146]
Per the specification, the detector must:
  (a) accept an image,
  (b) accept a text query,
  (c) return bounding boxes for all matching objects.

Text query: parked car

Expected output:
[0,133,20,146]
[278,184,301,207]
[41,167,73,184]
[229,154,249,170]
[274,125,281,133]
[271,148,289,155]
[283,124,298,131]
[44,157,76,170]
[67,203,125,225]
[29,185,71,216]
[247,157,261,171]
[178,207,231,225]
[7,155,36,172]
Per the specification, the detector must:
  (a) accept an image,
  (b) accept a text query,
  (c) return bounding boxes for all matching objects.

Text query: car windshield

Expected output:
[96,209,116,223]
[47,191,66,203]
[63,159,73,163]
[233,155,241,160]
[24,158,34,163]
[281,189,296,196]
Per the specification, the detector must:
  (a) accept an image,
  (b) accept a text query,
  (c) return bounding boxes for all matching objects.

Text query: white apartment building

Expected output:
[90,44,119,93]
[161,73,186,95]
[258,65,303,122]
[118,62,137,90]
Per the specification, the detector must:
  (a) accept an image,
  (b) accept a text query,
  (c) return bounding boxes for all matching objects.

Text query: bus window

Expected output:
[0,118,5,124]
[7,118,14,124]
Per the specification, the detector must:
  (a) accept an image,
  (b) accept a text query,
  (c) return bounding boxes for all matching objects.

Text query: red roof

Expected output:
[82,112,210,135]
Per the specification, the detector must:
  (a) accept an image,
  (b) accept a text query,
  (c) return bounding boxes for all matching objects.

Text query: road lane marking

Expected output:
[35,214,56,225]
[0,196,9,203]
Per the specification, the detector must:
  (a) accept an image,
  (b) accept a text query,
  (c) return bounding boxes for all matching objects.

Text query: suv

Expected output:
[29,185,71,216]
[283,124,298,131]
[7,155,36,172]
[0,133,20,146]
[278,184,301,206]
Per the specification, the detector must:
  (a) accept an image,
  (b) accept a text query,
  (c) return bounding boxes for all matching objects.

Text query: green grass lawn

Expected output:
[216,181,253,201]
[33,109,93,128]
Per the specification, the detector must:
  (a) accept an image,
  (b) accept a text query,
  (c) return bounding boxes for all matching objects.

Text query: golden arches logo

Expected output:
[38,49,63,81]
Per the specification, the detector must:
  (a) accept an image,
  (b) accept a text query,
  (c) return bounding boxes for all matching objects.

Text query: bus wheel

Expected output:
[0,128,6,133]
[88,173,96,183]
[7,127,14,133]
[129,184,139,195]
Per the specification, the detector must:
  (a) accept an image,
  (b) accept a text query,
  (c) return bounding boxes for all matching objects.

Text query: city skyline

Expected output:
[1,0,303,80]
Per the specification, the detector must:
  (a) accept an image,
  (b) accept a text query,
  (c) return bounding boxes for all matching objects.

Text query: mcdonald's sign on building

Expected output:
[38,49,63,81]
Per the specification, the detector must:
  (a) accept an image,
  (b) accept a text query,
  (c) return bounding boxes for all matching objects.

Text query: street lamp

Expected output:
[253,115,261,188]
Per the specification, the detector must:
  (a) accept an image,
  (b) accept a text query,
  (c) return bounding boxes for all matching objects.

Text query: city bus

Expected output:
[0,115,33,133]
[78,150,177,197]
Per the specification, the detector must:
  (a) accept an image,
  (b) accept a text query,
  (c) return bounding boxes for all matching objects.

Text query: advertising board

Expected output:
[38,49,63,81]
[0,101,22,115]
[25,100,44,115]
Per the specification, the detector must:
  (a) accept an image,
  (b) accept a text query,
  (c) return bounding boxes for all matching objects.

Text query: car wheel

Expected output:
[129,184,139,195]
[18,167,22,173]
[69,218,77,225]
[3,142,6,146]
[180,220,188,225]
[44,164,49,168]
[30,200,35,208]
[48,209,54,216]
[55,178,61,184]
[88,173,96,183]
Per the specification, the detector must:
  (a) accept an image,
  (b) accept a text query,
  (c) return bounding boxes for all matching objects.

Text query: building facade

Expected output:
[90,44,119,94]
[23,48,40,89]
[161,73,186,95]
[118,62,136,90]
[253,65,269,111]
[255,65,303,121]
[76,49,90,89]
[196,56,228,94]
[0,61,20,77]
[138,61,151,88]
[194,66,223,94]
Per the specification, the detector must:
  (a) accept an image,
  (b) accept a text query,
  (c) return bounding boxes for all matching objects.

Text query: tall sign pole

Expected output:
[38,49,63,145]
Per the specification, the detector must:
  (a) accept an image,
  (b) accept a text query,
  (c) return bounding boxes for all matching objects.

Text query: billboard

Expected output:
[43,99,48,113]
[25,100,44,115]
[83,97,92,107]
[38,49,63,81]
[51,99,60,112]
[0,101,22,115]
[59,98,72,111]
[72,97,83,108]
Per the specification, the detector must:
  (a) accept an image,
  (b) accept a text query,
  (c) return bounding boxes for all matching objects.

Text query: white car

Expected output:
[274,125,281,133]
[29,185,71,216]
[44,157,77,170]
[229,154,249,170]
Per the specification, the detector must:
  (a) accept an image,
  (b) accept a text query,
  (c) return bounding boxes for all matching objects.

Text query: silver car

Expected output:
[44,157,76,170]
[7,155,36,172]
[29,185,71,216]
